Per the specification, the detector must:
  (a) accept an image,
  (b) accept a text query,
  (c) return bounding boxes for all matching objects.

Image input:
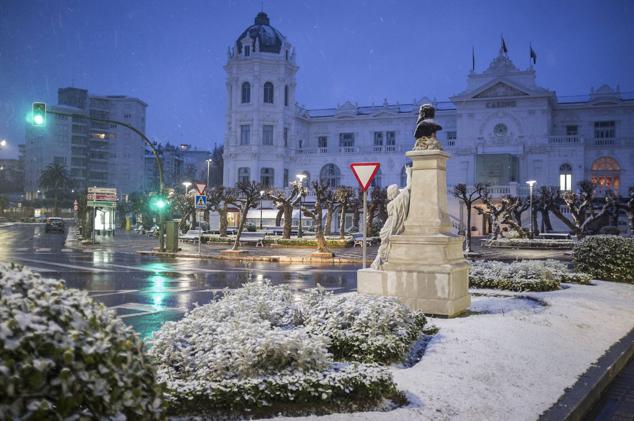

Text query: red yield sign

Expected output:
[350,162,380,192]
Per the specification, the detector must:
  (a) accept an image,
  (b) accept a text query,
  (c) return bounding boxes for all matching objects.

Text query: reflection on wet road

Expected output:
[0,223,359,339]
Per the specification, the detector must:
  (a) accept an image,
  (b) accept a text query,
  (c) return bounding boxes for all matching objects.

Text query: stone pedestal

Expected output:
[357,150,470,317]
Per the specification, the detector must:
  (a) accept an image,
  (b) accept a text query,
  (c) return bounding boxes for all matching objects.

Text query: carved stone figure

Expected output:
[371,167,412,269]
[413,104,443,150]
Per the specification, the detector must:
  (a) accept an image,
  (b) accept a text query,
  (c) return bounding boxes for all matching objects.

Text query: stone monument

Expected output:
[357,104,470,317]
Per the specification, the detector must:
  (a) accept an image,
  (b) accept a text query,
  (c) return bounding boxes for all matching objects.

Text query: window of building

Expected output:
[244,45,250,57]
[240,124,250,145]
[493,123,508,137]
[318,136,328,150]
[241,82,251,103]
[298,139,303,149]
[284,169,289,186]
[559,163,572,191]
[284,85,289,106]
[386,131,396,151]
[263,82,274,104]
[373,132,384,151]
[339,132,355,151]
[260,167,274,187]
[320,164,341,187]
[591,156,620,193]
[566,125,578,136]
[262,125,274,145]
[447,131,457,140]
[284,127,289,147]
[285,50,289,60]
[238,167,250,183]
[594,121,615,139]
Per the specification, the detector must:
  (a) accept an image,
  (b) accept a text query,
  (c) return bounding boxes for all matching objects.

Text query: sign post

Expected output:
[194,186,207,256]
[349,162,381,268]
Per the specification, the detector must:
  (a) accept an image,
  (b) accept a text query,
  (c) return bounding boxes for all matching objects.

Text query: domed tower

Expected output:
[223,12,298,189]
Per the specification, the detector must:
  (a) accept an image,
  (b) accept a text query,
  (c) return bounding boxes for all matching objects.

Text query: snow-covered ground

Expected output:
[278,281,634,421]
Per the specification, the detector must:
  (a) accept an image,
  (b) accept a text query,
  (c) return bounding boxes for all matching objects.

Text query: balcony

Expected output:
[295,144,405,155]
[548,135,582,144]
[548,136,634,147]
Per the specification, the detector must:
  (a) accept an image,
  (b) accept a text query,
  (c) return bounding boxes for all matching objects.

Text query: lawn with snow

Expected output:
[277,281,634,421]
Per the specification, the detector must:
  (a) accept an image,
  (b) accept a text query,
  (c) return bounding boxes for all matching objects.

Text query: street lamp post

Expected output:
[259,190,265,230]
[182,181,192,195]
[206,159,212,188]
[296,174,306,238]
[526,180,537,238]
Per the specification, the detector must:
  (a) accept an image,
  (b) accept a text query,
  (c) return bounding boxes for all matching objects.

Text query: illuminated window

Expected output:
[591,156,620,192]
[559,163,572,191]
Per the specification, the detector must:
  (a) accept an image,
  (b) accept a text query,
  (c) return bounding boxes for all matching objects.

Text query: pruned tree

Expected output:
[559,180,614,238]
[334,186,354,239]
[366,187,388,236]
[323,188,336,236]
[300,181,330,252]
[499,196,528,238]
[207,186,236,237]
[350,189,362,232]
[267,182,302,239]
[231,181,263,250]
[170,192,196,232]
[620,186,634,234]
[535,186,556,233]
[452,183,486,252]
[475,190,508,240]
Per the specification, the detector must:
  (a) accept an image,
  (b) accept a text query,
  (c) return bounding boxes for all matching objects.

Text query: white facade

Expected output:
[223,13,634,204]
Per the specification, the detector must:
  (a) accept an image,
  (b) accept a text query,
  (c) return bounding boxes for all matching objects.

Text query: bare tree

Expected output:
[334,186,354,239]
[230,181,263,250]
[535,186,555,233]
[366,187,388,236]
[300,181,330,252]
[499,196,528,238]
[475,190,508,240]
[267,182,301,239]
[559,180,614,238]
[620,187,634,234]
[452,183,486,252]
[207,186,236,237]
[323,188,336,236]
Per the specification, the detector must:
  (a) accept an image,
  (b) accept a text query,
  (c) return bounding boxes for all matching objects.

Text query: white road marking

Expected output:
[12,257,111,272]
[35,248,52,252]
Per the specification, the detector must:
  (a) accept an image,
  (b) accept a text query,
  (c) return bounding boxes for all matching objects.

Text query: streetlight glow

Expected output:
[526,180,537,238]
[296,174,306,238]
[182,181,192,194]
[0,139,6,147]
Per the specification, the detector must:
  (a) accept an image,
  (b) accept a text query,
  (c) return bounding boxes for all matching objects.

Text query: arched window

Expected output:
[559,163,572,191]
[284,85,289,106]
[263,82,274,104]
[371,168,382,188]
[320,164,341,188]
[261,168,274,187]
[591,156,621,193]
[400,166,408,187]
[241,82,251,104]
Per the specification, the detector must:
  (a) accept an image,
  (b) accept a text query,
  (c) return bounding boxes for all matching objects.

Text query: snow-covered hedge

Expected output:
[482,238,574,249]
[0,263,164,420]
[303,289,427,363]
[574,235,634,283]
[469,260,592,291]
[148,281,421,413]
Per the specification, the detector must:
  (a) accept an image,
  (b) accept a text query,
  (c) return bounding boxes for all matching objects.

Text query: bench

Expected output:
[145,226,158,237]
[538,232,571,240]
[352,232,377,247]
[180,229,203,243]
[237,232,266,247]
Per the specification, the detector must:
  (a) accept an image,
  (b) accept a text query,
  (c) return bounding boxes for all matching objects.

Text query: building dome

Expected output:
[236,12,286,54]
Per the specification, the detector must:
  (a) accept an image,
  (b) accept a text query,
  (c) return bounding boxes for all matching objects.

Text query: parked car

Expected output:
[45,217,65,233]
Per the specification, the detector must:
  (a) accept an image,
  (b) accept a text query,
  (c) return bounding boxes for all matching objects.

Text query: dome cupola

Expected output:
[236,12,286,55]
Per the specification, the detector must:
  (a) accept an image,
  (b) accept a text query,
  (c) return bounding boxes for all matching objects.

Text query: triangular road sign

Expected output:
[195,183,207,195]
[350,162,380,192]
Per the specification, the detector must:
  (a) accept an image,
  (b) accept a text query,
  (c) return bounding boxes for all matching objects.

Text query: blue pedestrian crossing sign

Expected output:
[194,195,207,209]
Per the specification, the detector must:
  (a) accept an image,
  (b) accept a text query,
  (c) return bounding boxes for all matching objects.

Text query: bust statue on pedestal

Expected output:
[357,104,471,317]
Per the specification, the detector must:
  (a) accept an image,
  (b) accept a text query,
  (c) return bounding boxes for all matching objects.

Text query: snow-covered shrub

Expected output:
[469,260,560,291]
[483,238,574,249]
[0,263,164,420]
[469,260,592,291]
[148,297,400,412]
[303,289,427,364]
[574,235,634,283]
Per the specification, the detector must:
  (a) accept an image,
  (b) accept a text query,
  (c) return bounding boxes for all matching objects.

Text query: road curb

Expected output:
[539,327,634,421]
[137,250,363,264]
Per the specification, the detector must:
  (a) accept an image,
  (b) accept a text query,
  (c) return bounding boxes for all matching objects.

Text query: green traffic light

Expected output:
[32,102,46,127]
[150,196,168,212]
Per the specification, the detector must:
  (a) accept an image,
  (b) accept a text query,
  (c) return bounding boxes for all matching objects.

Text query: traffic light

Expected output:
[149,195,169,212]
[32,102,46,126]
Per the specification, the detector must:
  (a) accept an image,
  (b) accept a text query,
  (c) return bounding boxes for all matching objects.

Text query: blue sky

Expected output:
[1,0,633,158]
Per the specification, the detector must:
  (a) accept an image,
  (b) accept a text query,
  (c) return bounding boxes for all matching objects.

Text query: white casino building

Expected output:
[223,12,634,231]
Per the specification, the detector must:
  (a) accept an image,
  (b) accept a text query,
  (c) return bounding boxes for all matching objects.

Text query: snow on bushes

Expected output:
[148,281,422,413]
[574,235,634,283]
[0,263,164,420]
[469,260,592,292]
[303,289,427,363]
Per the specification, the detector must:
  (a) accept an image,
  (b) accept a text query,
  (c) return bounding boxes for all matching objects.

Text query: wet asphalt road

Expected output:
[0,223,359,339]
